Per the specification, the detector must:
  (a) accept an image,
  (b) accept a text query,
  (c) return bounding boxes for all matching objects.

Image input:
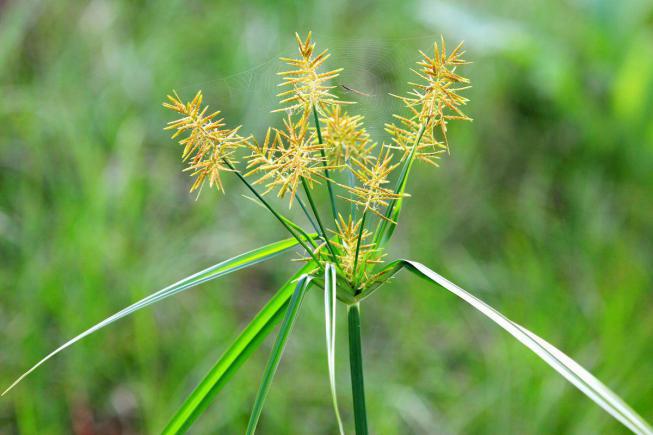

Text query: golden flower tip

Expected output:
[320,105,375,168]
[245,113,336,207]
[340,147,406,221]
[391,36,472,158]
[163,90,251,194]
[275,31,351,115]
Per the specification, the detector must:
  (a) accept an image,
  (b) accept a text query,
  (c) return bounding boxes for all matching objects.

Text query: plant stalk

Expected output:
[296,195,321,236]
[352,211,367,291]
[223,159,320,264]
[312,105,338,224]
[348,303,368,435]
[301,177,339,266]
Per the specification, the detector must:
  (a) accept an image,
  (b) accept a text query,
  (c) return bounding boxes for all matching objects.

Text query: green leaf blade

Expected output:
[2,236,302,397]
[403,259,653,435]
[245,273,313,434]
[164,262,316,434]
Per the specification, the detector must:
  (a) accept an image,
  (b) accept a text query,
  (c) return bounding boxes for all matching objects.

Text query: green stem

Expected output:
[224,159,320,264]
[352,211,367,290]
[301,177,339,266]
[313,105,338,224]
[296,195,321,236]
[277,213,318,250]
[348,303,368,435]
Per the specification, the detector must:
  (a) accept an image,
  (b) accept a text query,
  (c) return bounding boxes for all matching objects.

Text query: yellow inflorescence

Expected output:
[340,147,405,220]
[275,32,350,115]
[245,114,336,207]
[389,36,471,159]
[385,114,446,166]
[330,214,383,283]
[163,91,251,193]
[320,105,375,168]
[163,33,471,288]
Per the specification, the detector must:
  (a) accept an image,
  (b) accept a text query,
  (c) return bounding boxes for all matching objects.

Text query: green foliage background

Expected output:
[1,0,652,433]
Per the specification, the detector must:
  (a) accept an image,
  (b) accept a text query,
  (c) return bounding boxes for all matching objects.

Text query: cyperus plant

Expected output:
[4,32,652,434]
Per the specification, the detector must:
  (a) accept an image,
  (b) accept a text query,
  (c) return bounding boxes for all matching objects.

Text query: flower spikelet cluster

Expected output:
[163,91,251,193]
[389,36,471,161]
[246,114,335,207]
[320,105,375,168]
[330,215,383,283]
[385,115,446,166]
[275,32,350,115]
[340,147,405,220]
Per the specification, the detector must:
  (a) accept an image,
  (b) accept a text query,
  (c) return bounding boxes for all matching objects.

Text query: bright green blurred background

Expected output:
[1,0,653,433]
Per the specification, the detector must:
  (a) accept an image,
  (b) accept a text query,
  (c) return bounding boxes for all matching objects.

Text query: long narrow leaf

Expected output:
[359,259,405,301]
[373,124,424,247]
[164,263,316,434]
[246,274,313,434]
[402,260,653,435]
[324,263,345,434]
[2,237,303,397]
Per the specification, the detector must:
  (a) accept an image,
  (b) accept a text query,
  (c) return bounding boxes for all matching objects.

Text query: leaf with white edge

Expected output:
[325,263,345,434]
[164,263,316,434]
[2,236,306,397]
[402,259,653,435]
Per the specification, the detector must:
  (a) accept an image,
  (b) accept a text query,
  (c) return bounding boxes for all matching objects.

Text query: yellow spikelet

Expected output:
[163,90,251,194]
[320,105,375,168]
[246,114,337,207]
[275,32,352,115]
[391,36,471,158]
[339,147,406,220]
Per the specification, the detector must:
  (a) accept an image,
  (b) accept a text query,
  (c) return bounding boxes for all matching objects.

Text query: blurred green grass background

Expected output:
[1,0,653,433]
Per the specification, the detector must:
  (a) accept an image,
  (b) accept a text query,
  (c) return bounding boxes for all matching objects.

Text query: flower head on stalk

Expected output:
[340,147,405,221]
[246,114,336,207]
[320,105,375,168]
[163,91,251,194]
[392,36,471,152]
[275,32,351,116]
[385,114,446,166]
[330,214,384,283]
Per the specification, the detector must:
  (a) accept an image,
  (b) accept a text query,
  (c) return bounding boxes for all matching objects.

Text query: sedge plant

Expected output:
[4,32,653,435]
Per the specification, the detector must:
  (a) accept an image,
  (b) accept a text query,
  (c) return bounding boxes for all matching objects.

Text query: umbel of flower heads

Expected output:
[4,33,652,435]
[162,32,472,297]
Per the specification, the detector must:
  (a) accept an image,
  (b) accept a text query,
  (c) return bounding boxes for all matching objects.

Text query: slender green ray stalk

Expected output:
[164,263,316,434]
[373,123,426,247]
[345,156,356,217]
[244,194,319,250]
[352,211,367,290]
[278,213,318,250]
[296,195,321,235]
[246,275,313,434]
[224,158,320,264]
[399,260,653,435]
[312,105,338,223]
[301,177,339,265]
[324,264,345,434]
[348,303,369,435]
[2,237,303,397]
